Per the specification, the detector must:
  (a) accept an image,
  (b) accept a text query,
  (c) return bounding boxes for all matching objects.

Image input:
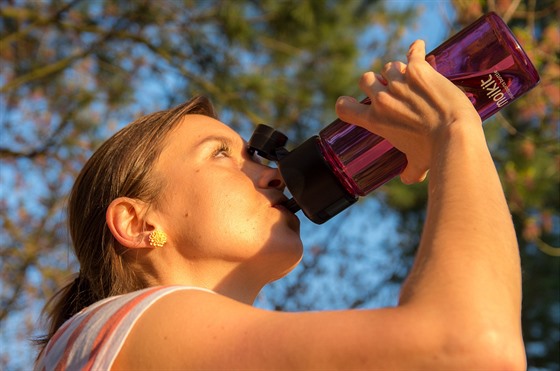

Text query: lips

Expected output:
[271,197,297,213]
[280,198,301,213]
[271,195,289,209]
[272,202,291,213]
[271,194,301,215]
[272,203,290,213]
[271,197,300,228]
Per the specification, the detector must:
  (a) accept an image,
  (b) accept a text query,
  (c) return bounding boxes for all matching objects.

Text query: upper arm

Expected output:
[112,289,450,370]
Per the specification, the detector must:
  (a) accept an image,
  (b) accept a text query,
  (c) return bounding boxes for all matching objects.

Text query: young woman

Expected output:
[35,40,526,370]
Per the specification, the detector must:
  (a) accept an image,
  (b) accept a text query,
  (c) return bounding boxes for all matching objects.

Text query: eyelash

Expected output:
[211,142,263,165]
[212,142,232,158]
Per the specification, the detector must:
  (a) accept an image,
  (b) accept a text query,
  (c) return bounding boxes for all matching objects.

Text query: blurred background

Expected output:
[1,0,558,369]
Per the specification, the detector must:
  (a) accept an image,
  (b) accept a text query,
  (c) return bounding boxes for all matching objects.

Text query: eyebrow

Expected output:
[195,135,236,149]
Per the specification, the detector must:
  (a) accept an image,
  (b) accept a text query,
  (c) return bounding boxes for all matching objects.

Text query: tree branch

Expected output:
[0,51,88,93]
[0,0,83,49]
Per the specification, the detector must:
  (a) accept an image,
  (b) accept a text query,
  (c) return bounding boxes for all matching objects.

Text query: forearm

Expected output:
[334,39,526,368]
[399,122,524,364]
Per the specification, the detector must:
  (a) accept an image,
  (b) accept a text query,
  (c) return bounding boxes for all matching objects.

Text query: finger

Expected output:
[358,72,387,97]
[335,96,372,128]
[381,61,407,82]
[376,73,388,86]
[406,39,426,64]
[400,164,429,185]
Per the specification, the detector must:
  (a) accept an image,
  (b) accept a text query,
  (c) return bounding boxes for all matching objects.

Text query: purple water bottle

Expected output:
[249,12,540,224]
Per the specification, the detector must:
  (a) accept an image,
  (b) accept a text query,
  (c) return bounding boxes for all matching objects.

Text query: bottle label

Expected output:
[480,71,514,108]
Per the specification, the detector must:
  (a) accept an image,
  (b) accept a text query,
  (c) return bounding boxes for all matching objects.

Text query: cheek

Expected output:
[165,171,285,253]
[182,185,266,243]
[197,174,263,221]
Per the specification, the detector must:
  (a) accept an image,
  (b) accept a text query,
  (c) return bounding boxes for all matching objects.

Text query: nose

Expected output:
[257,166,285,190]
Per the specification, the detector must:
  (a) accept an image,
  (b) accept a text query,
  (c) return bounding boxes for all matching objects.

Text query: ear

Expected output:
[106,197,156,249]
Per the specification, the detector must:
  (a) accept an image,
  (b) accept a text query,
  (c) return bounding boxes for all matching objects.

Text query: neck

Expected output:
[146,258,268,305]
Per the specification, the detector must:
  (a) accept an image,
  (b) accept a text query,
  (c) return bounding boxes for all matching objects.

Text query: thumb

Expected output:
[400,164,429,185]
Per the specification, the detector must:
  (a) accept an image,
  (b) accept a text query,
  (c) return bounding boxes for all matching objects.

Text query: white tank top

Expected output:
[35,285,211,370]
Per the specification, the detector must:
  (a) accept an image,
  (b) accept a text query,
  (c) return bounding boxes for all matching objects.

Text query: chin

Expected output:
[267,240,304,283]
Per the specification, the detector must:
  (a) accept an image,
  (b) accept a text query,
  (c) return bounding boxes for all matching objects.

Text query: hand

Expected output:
[335,40,481,184]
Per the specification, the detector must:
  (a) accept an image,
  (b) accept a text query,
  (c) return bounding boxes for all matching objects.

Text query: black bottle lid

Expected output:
[247,124,288,161]
[278,136,357,224]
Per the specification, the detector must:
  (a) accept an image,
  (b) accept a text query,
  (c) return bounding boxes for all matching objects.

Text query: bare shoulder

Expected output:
[111,288,437,370]
[112,289,276,369]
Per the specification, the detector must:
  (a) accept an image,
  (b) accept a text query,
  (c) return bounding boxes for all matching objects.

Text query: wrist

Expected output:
[431,117,486,164]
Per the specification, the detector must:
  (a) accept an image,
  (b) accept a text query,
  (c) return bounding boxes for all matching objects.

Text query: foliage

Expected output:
[0,0,558,370]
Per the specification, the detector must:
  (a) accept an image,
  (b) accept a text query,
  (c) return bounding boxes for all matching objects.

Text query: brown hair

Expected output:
[36,96,216,354]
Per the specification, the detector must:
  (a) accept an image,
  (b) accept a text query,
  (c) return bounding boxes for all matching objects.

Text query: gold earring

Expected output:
[148,229,167,248]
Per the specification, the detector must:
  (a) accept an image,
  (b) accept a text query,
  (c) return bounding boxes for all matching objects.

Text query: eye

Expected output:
[212,141,232,158]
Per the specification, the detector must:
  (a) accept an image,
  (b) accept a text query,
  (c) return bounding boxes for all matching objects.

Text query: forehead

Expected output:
[156,114,243,168]
[162,114,246,154]
[174,114,239,141]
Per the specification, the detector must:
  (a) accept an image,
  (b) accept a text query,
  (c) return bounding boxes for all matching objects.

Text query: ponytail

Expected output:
[53,273,96,326]
[34,273,95,357]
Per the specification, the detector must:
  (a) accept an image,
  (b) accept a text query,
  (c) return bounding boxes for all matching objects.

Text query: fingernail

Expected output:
[376,73,388,86]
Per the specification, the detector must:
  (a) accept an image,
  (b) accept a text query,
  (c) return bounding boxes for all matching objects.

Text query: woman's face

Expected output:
[152,114,303,282]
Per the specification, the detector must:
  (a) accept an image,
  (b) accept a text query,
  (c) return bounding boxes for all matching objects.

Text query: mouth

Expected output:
[280,198,301,213]
[272,197,301,229]
[272,197,300,214]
